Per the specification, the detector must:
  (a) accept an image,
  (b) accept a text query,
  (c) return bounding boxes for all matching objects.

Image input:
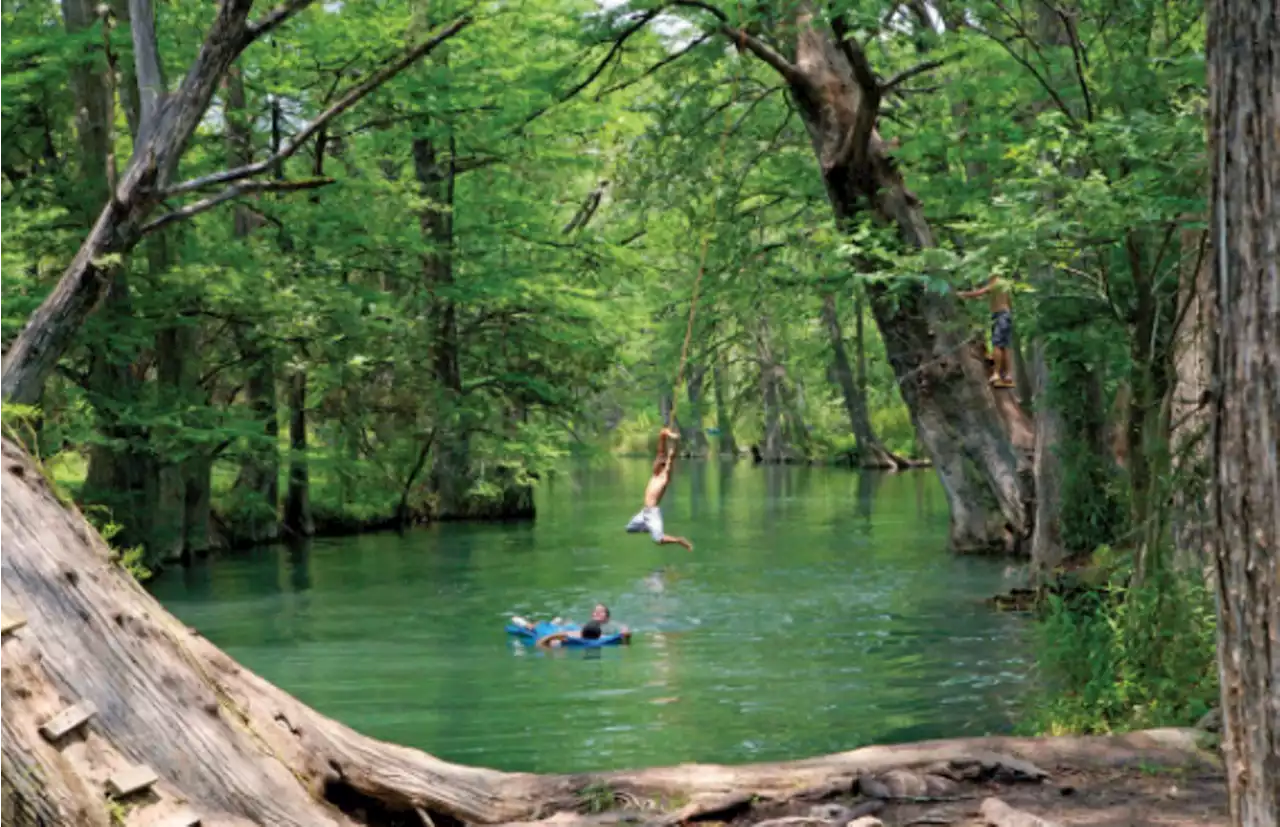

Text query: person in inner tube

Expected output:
[510,604,630,646]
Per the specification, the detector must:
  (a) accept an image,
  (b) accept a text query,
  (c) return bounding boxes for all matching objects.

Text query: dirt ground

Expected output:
[725,765,1228,827]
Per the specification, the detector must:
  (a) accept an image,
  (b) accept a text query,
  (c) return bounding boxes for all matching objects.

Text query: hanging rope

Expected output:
[669,25,745,429]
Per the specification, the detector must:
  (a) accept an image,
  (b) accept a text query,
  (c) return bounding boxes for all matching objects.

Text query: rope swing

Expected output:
[668,27,745,430]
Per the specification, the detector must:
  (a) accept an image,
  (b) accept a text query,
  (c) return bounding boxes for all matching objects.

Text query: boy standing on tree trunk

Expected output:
[959,276,1015,388]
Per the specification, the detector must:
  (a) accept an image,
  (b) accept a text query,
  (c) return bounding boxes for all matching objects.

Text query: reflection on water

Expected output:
[150,460,1029,773]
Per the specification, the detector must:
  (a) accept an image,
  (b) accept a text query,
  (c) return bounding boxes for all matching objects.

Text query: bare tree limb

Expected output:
[1056,8,1094,122]
[881,57,949,92]
[163,15,474,198]
[128,0,166,140]
[598,33,712,97]
[670,0,809,88]
[523,9,661,127]
[246,0,315,41]
[142,178,334,235]
[971,25,1080,128]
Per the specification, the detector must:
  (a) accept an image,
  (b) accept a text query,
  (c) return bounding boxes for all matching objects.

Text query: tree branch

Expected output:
[599,33,712,97]
[163,16,473,198]
[523,9,661,127]
[1057,9,1094,122]
[663,0,810,88]
[245,0,315,42]
[831,16,880,171]
[971,25,1080,128]
[128,0,166,139]
[142,178,333,234]
[881,57,949,93]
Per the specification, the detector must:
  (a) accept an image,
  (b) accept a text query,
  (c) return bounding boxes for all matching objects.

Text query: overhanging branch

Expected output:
[246,0,315,41]
[669,0,809,88]
[881,57,949,93]
[142,178,333,234]
[163,15,473,198]
[523,9,661,127]
[599,33,712,96]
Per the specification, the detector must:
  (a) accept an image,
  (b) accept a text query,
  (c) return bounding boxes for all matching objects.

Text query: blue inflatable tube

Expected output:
[506,621,628,648]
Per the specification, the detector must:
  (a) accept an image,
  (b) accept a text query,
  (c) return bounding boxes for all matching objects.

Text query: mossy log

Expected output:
[0,438,1215,826]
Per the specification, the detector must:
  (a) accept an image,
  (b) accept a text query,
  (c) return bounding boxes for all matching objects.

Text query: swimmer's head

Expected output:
[592,603,610,623]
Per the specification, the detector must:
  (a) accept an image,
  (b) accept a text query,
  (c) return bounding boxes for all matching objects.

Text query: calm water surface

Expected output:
[150,461,1030,773]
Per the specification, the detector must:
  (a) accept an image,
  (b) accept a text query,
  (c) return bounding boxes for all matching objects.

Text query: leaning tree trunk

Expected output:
[0,6,472,407]
[821,293,903,469]
[1205,0,1280,823]
[0,436,1217,826]
[747,8,1028,551]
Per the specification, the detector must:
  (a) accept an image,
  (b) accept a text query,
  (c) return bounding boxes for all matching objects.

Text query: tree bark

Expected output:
[60,0,111,218]
[1169,224,1211,572]
[414,130,473,519]
[682,364,711,457]
[727,8,1028,550]
[755,318,799,464]
[712,356,738,456]
[1205,0,1280,822]
[1028,342,1065,579]
[821,293,902,469]
[283,368,314,537]
[228,71,281,546]
[0,439,1217,825]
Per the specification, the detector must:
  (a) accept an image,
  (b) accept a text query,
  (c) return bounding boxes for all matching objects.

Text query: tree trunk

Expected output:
[755,318,798,464]
[226,71,281,547]
[1168,224,1211,572]
[150,308,198,564]
[61,0,149,551]
[283,368,314,537]
[775,11,1026,551]
[821,293,902,469]
[60,0,111,219]
[682,365,711,457]
[414,131,473,519]
[1205,0,1280,821]
[1028,342,1065,579]
[712,356,738,457]
[0,438,1216,825]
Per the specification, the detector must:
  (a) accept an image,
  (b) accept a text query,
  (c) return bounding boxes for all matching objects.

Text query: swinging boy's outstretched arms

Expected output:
[646,428,677,507]
[624,427,693,551]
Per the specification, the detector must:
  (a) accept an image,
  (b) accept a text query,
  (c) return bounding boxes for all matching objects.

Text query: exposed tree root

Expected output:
[0,439,1216,826]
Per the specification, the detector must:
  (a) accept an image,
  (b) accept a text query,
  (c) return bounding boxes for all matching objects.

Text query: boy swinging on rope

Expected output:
[625,427,693,551]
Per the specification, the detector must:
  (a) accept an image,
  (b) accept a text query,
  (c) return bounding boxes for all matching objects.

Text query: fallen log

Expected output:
[0,438,1218,826]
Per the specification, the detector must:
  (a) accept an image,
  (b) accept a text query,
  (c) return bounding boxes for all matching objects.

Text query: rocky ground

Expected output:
[708,761,1227,827]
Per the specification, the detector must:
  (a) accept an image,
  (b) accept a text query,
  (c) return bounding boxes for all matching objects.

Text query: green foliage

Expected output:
[1023,556,1218,735]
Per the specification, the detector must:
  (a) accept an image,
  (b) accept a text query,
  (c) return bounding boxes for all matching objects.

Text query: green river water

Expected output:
[149,460,1031,773]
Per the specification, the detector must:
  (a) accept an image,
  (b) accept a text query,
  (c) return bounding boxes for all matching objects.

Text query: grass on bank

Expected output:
[1020,547,1219,736]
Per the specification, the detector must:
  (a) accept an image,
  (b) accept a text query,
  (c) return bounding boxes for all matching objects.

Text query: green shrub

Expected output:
[1023,558,1218,735]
